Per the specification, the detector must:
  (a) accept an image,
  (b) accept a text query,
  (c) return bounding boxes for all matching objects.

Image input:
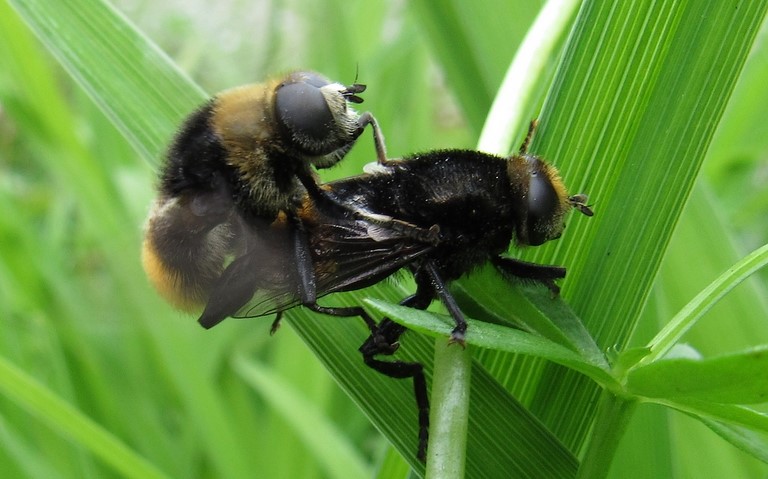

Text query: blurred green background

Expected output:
[0,0,767,478]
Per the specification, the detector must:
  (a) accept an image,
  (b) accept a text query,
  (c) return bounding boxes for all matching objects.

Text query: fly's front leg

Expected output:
[355,112,391,166]
[296,167,441,245]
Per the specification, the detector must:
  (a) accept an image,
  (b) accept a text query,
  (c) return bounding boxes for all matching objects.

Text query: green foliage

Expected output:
[1,0,767,478]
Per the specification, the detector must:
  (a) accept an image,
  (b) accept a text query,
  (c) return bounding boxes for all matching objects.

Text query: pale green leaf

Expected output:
[365,299,614,387]
[700,419,768,465]
[628,345,768,404]
[653,398,768,438]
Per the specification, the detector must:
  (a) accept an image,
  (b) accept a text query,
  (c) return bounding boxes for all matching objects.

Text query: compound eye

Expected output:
[526,170,559,245]
[275,80,334,142]
[528,171,558,220]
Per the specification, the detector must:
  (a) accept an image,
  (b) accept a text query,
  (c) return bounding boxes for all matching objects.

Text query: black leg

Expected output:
[358,292,433,462]
[491,256,566,295]
[289,211,317,304]
[293,211,378,329]
[269,311,283,335]
[288,288,432,461]
[421,261,467,345]
[294,163,440,246]
[361,338,429,462]
[285,211,381,334]
[355,111,389,166]
[306,303,379,335]
[273,302,379,337]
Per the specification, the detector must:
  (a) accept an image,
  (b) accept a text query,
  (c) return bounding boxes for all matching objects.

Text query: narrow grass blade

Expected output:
[0,356,170,479]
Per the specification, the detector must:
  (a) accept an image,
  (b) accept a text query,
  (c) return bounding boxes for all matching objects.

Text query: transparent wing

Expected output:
[234,217,432,318]
[197,209,433,327]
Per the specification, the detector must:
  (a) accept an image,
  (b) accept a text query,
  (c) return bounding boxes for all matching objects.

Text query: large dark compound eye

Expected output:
[274,75,335,145]
[528,170,558,220]
[526,160,560,246]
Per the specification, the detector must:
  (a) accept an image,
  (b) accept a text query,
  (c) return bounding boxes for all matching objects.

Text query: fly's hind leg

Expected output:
[359,291,433,462]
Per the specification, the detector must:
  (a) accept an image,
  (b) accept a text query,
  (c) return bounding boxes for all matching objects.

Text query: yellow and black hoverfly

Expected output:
[143,70,434,314]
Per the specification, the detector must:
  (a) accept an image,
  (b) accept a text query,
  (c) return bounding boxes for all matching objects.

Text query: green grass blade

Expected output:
[484,0,768,451]
[655,398,768,436]
[406,0,502,132]
[0,356,170,479]
[8,0,205,163]
[478,0,581,154]
[0,415,65,479]
[4,1,281,477]
[232,354,371,479]
[373,446,411,479]
[538,0,767,354]
[699,419,768,464]
[6,0,767,476]
[645,395,768,468]
[453,272,607,367]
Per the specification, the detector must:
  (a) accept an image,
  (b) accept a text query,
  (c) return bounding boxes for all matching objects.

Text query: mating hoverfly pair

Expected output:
[142,71,593,461]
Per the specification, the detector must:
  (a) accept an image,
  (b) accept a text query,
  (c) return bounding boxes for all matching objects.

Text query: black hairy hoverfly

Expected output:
[192,120,593,460]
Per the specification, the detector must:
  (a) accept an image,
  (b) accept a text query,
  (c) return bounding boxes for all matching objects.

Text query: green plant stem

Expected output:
[425,340,472,479]
[576,391,638,479]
